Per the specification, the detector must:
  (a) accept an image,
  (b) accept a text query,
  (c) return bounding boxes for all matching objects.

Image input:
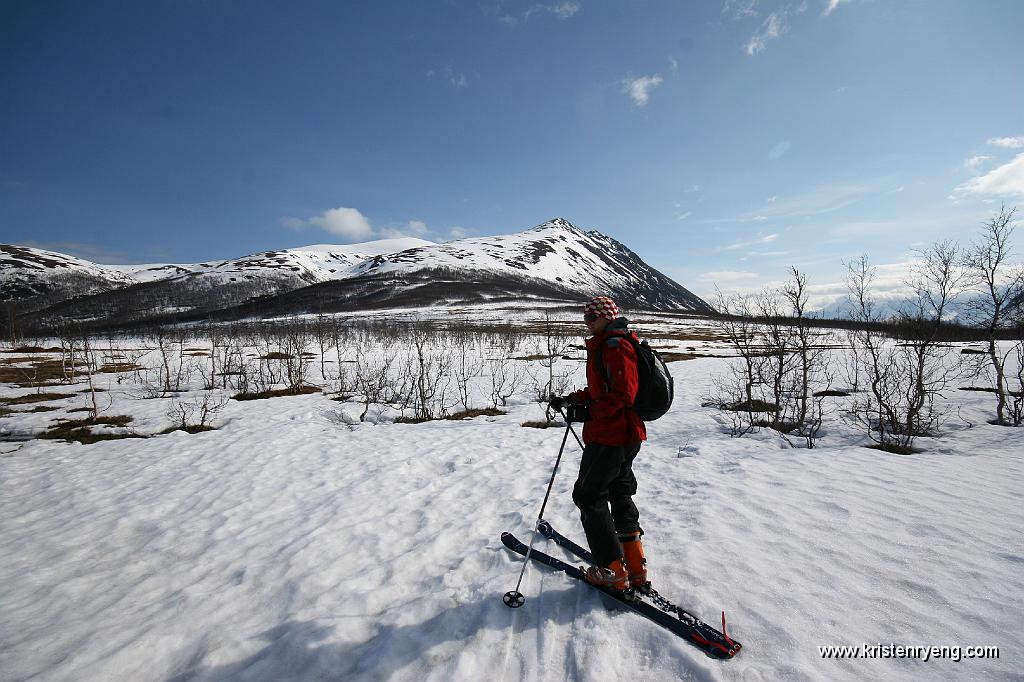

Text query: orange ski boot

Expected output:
[620,532,651,593]
[583,558,629,591]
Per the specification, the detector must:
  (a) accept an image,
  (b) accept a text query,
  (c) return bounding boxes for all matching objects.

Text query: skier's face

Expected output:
[584,313,609,334]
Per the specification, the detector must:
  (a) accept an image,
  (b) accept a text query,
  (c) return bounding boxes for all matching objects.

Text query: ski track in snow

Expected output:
[1,351,1022,681]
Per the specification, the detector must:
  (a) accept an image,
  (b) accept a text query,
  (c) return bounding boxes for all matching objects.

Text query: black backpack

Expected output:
[595,332,674,421]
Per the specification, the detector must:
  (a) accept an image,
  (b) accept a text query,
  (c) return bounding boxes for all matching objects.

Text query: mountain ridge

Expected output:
[3,219,713,328]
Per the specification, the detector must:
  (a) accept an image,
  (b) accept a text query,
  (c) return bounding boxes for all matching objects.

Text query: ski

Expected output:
[537,519,595,562]
[537,518,742,657]
[501,531,741,659]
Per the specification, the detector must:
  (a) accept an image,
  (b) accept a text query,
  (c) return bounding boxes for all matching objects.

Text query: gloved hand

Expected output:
[548,394,572,411]
[565,403,592,423]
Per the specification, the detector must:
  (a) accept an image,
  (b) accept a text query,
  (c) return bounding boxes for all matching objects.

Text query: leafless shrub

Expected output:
[845,244,966,453]
[166,390,228,432]
[488,355,527,408]
[711,290,765,434]
[961,205,1024,425]
[451,330,485,412]
[354,336,399,422]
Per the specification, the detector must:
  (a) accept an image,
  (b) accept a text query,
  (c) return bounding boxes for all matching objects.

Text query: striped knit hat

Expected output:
[584,296,620,321]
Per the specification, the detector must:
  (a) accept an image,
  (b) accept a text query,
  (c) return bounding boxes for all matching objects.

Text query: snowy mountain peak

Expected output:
[4,221,713,326]
[530,217,584,234]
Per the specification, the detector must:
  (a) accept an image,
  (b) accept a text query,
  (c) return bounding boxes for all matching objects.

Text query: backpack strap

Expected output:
[593,331,638,392]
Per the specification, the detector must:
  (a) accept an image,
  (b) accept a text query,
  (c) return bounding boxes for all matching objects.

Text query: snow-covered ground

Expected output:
[0,320,1021,682]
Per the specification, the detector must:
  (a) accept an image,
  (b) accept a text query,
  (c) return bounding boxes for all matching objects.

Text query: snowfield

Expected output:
[1,321,1022,682]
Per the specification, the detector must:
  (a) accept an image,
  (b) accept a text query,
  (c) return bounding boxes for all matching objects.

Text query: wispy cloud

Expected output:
[953,153,1024,199]
[987,136,1024,149]
[705,182,875,224]
[501,2,581,25]
[380,220,429,239]
[723,0,759,20]
[696,259,928,311]
[745,11,788,56]
[668,56,679,73]
[699,270,761,284]
[282,207,374,240]
[964,155,992,171]
[768,140,792,160]
[826,210,984,244]
[726,232,779,250]
[823,0,853,16]
[622,74,664,107]
[427,67,470,90]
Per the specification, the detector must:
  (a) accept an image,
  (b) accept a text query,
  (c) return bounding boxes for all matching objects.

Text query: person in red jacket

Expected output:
[551,296,649,592]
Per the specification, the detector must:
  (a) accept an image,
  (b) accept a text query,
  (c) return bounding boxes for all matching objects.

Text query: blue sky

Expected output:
[2,0,1022,303]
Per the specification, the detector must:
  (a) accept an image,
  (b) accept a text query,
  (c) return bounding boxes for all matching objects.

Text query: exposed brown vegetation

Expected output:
[232,385,321,401]
[0,392,76,405]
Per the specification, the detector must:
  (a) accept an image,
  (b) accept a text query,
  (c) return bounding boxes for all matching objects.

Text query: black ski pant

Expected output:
[572,441,643,568]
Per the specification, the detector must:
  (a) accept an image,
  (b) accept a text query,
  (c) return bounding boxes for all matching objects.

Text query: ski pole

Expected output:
[564,419,584,451]
[503,420,573,608]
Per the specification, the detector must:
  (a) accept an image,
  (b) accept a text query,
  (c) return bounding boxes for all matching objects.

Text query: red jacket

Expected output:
[571,321,647,446]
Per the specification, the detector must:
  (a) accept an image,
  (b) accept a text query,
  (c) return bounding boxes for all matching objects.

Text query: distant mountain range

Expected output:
[1,219,713,328]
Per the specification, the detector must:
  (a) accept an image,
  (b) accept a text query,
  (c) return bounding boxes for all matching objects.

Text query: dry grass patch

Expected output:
[814,389,851,398]
[720,399,780,413]
[42,415,140,444]
[394,408,506,424]
[0,392,77,405]
[521,419,565,429]
[232,385,321,401]
[159,424,216,435]
[258,352,295,360]
[98,363,143,373]
[0,359,83,385]
[447,407,505,420]
[7,346,61,354]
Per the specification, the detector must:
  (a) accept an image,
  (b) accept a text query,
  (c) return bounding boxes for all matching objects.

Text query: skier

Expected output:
[550,295,649,592]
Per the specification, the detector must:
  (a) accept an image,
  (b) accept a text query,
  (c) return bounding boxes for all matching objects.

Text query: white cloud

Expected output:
[448,69,469,89]
[504,2,581,25]
[705,182,875,224]
[448,227,468,239]
[623,74,664,107]
[767,195,778,203]
[745,11,787,56]
[380,220,429,239]
[954,153,1024,199]
[768,140,792,160]
[726,232,779,250]
[429,67,469,89]
[309,207,374,239]
[823,0,852,16]
[964,155,992,171]
[699,270,761,283]
[676,211,692,221]
[668,56,679,73]
[548,2,581,18]
[723,0,759,20]
[987,136,1024,149]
